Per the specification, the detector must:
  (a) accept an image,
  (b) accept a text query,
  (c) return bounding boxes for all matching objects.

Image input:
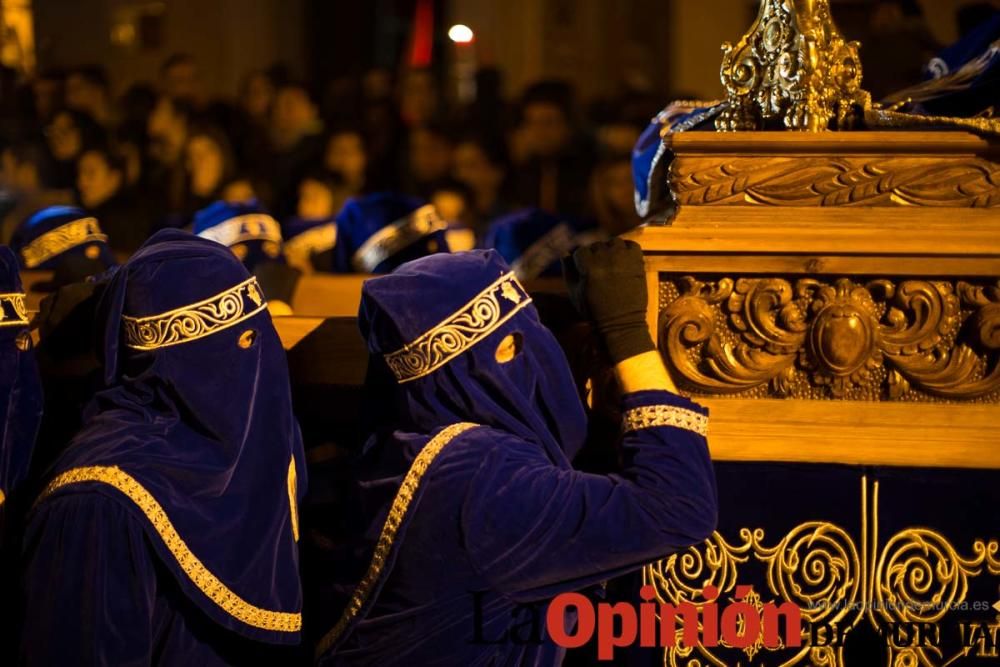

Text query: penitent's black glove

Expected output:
[562,238,655,364]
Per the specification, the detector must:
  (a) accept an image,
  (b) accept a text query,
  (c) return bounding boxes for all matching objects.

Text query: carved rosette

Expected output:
[659,276,1000,401]
[717,0,867,131]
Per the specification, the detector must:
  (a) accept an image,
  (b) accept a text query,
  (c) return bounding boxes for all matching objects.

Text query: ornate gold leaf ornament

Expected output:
[659,276,1000,401]
[717,0,867,132]
[645,478,1000,667]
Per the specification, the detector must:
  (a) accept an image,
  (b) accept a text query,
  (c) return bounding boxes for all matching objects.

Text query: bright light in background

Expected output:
[448,24,474,44]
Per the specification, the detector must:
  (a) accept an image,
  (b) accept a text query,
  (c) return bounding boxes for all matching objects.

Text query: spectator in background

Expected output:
[296,168,348,223]
[509,80,595,218]
[427,179,476,251]
[159,52,204,107]
[406,122,453,198]
[398,67,440,128]
[361,98,404,190]
[282,168,344,274]
[452,134,510,234]
[241,69,278,127]
[589,152,642,237]
[115,83,157,189]
[64,65,114,127]
[29,69,64,127]
[236,68,280,183]
[184,124,256,214]
[44,109,105,190]
[323,127,368,197]
[77,144,148,254]
[145,96,192,221]
[271,81,325,218]
[0,142,72,242]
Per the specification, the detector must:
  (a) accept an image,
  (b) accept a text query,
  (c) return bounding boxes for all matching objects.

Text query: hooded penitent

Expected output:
[193,199,285,271]
[28,230,306,645]
[314,248,717,665]
[282,215,337,274]
[314,249,589,659]
[331,193,449,273]
[10,205,118,288]
[482,207,604,281]
[0,246,43,512]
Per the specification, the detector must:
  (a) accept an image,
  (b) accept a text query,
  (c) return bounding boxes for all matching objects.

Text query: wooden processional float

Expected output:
[624,1,1000,665]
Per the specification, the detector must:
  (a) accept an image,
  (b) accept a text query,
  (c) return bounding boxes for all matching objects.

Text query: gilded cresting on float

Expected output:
[632,1,1000,665]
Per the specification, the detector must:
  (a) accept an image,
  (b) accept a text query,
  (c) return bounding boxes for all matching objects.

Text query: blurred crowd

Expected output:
[0,53,654,261]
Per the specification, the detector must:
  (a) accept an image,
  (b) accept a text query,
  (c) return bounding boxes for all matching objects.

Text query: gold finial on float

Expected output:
[716,0,870,131]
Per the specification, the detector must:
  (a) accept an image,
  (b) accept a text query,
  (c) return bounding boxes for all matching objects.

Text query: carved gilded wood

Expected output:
[717,0,867,131]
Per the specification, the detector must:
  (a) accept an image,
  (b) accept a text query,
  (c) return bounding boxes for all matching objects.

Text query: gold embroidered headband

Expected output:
[283,223,337,273]
[0,293,29,327]
[20,217,107,268]
[122,276,267,350]
[196,214,283,248]
[352,205,447,273]
[384,272,532,383]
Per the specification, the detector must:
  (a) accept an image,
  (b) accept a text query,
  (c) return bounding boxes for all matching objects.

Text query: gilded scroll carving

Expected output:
[645,478,1000,667]
[716,0,867,132]
[659,276,1000,401]
[669,157,1000,207]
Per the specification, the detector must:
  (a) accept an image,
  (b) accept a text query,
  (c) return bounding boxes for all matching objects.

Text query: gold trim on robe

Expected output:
[287,456,299,542]
[316,422,481,657]
[39,465,302,633]
[622,404,709,437]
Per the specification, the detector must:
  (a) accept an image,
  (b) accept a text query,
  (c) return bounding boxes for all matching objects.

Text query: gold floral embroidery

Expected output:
[122,277,268,350]
[352,204,447,272]
[384,272,532,383]
[622,404,709,437]
[0,292,28,327]
[20,217,107,268]
[196,213,283,248]
[315,422,480,657]
[287,457,299,542]
[39,465,301,633]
